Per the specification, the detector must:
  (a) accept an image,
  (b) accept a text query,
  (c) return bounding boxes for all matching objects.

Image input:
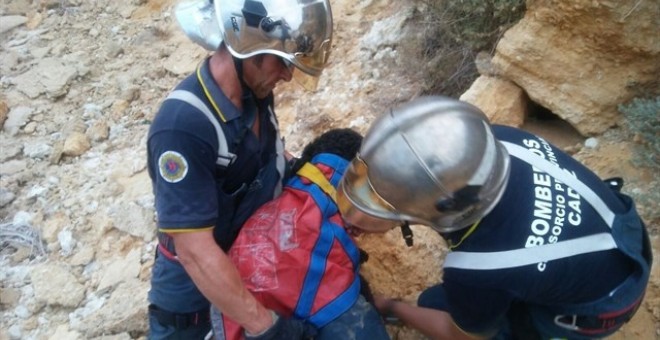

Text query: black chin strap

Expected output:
[231,55,251,98]
[401,222,414,247]
[232,55,258,127]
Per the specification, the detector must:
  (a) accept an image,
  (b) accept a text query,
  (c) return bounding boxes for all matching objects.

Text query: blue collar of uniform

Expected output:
[195,57,242,122]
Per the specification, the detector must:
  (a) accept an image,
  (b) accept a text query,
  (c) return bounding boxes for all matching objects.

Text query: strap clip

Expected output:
[401,222,414,247]
[554,314,580,331]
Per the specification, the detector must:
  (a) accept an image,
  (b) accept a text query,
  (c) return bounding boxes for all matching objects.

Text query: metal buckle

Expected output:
[554,314,580,331]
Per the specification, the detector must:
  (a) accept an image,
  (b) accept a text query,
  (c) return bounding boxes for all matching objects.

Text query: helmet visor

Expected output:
[291,68,320,91]
[337,155,402,232]
[216,0,333,79]
[279,55,320,91]
[290,38,332,77]
[285,37,332,91]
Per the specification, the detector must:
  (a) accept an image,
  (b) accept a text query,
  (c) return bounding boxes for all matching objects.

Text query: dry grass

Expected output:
[408,0,525,97]
[619,96,660,224]
[0,221,46,260]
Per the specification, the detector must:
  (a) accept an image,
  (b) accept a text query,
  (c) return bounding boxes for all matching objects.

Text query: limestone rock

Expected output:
[48,325,82,340]
[0,49,20,75]
[3,106,33,136]
[23,142,52,160]
[40,212,70,244]
[74,279,148,338]
[90,334,132,340]
[460,75,527,127]
[12,58,79,99]
[1,0,33,15]
[97,249,141,292]
[163,43,207,76]
[62,132,91,157]
[491,0,660,135]
[0,160,27,176]
[0,287,21,307]
[0,188,16,208]
[31,264,86,308]
[0,100,8,129]
[0,140,22,162]
[0,15,27,34]
[69,244,96,267]
[108,201,155,242]
[86,121,110,142]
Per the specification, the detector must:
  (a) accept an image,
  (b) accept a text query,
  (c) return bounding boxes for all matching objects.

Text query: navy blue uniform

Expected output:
[419,125,650,339]
[147,57,286,338]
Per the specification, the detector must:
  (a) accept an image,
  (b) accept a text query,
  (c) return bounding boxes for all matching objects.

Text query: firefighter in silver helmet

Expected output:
[147,1,333,339]
[175,0,332,90]
[337,96,651,340]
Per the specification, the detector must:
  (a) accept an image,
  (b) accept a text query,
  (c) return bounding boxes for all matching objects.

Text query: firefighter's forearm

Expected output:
[376,297,486,340]
[172,230,273,335]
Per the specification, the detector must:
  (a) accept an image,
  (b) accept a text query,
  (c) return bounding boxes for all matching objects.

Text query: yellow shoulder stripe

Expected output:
[448,220,481,250]
[159,226,214,233]
[196,62,227,123]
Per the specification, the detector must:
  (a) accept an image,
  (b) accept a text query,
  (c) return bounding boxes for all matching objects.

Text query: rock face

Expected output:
[460,76,528,127]
[31,264,86,308]
[491,0,659,135]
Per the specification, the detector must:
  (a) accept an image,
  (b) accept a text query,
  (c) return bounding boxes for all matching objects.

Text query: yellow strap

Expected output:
[296,162,337,202]
[448,220,481,250]
[158,226,214,233]
[196,62,227,122]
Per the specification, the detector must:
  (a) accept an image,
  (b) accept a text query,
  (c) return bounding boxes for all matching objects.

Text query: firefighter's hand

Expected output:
[244,311,317,340]
[373,295,399,315]
[373,295,404,325]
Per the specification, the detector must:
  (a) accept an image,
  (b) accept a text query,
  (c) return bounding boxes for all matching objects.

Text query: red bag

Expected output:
[221,157,361,340]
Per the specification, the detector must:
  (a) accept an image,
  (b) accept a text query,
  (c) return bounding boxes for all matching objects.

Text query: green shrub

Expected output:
[619,97,659,224]
[619,97,660,171]
[413,0,525,97]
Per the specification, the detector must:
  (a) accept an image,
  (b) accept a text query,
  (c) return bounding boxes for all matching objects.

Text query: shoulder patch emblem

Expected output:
[158,151,189,183]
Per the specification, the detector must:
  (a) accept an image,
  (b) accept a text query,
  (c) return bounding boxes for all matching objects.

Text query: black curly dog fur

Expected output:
[289,128,363,174]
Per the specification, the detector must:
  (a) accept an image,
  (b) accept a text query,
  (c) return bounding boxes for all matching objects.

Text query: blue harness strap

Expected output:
[308,223,362,326]
[287,154,361,327]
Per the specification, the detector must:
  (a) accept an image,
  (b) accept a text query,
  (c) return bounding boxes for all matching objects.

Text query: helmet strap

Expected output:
[400,222,414,247]
[231,55,259,124]
[231,55,251,98]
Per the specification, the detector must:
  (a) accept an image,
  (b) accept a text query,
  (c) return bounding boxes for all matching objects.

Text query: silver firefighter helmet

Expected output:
[215,0,332,78]
[174,0,223,51]
[337,96,511,233]
[175,0,333,88]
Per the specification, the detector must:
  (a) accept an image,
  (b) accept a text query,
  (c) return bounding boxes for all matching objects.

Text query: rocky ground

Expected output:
[0,0,657,339]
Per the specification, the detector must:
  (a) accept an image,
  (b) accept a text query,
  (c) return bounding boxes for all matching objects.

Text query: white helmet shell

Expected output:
[174,0,224,51]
